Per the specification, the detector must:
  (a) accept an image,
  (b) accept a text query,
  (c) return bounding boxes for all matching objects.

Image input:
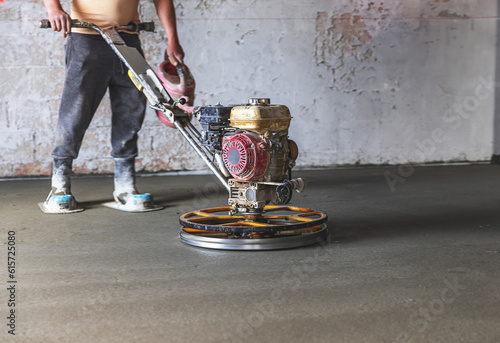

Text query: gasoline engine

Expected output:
[196,98,306,213]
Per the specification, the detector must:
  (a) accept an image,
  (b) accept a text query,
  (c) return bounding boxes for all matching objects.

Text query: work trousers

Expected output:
[52,33,147,160]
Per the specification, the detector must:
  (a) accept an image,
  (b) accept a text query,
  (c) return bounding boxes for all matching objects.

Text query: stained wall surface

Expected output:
[0,0,496,176]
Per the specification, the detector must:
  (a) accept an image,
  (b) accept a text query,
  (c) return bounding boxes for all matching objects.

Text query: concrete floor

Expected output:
[1,164,499,342]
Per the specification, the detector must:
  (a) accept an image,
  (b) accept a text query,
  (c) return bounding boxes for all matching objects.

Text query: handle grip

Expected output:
[38,19,81,29]
[118,22,156,32]
[136,22,155,32]
[175,64,184,77]
[39,19,51,28]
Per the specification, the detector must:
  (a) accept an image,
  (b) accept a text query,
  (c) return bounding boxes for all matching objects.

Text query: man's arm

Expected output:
[43,0,72,37]
[153,0,185,66]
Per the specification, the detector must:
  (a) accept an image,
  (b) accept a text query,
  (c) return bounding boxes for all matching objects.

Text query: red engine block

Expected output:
[222,133,269,181]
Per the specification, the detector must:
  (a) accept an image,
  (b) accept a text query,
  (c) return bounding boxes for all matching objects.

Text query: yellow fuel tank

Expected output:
[230,98,291,134]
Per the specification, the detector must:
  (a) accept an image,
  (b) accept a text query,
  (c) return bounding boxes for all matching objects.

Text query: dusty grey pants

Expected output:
[52,33,147,160]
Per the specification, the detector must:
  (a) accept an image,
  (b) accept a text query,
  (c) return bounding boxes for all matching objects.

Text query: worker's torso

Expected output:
[71,0,140,34]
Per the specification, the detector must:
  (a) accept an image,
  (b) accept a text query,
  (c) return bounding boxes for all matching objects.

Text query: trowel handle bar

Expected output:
[38,19,155,32]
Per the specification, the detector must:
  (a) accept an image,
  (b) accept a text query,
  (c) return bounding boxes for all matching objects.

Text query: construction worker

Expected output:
[39,0,184,213]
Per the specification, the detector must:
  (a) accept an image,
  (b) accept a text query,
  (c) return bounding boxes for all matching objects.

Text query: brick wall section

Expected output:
[0,0,496,177]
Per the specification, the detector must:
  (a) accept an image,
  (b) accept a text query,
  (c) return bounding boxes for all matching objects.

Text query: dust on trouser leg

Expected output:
[114,158,138,203]
[51,158,73,195]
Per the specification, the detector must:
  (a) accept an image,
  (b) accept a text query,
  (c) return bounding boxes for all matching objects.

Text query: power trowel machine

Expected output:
[40,19,328,250]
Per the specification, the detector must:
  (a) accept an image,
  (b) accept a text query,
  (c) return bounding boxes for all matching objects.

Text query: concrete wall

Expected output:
[0,0,496,177]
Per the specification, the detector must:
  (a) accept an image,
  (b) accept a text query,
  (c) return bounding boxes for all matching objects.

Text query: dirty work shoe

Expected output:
[38,158,84,214]
[107,191,161,212]
[102,158,162,212]
[38,190,84,214]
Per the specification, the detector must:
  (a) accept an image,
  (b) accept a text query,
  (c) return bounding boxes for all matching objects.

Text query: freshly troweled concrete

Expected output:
[0,0,497,176]
[0,165,499,342]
